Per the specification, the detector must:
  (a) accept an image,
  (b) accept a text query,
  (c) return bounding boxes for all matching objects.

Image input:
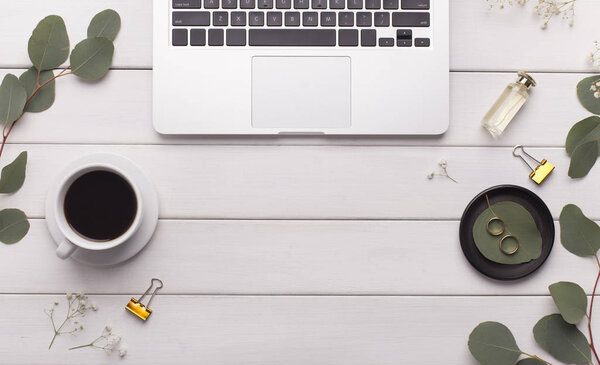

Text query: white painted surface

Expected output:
[0,0,599,364]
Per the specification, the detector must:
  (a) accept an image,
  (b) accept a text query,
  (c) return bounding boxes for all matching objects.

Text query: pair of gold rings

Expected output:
[486,217,519,255]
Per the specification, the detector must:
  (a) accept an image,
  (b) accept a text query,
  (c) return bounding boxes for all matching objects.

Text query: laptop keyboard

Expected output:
[171,0,431,47]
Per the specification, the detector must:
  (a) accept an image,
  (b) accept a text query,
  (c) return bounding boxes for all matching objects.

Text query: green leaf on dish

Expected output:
[577,75,600,115]
[19,67,55,113]
[70,37,115,81]
[0,151,27,194]
[468,322,521,365]
[473,201,542,265]
[27,15,70,71]
[549,281,588,324]
[559,204,600,257]
[0,74,27,125]
[0,209,30,244]
[516,359,546,365]
[533,314,591,364]
[87,9,121,41]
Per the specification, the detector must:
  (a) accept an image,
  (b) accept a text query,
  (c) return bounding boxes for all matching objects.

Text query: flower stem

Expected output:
[588,255,600,364]
[69,343,93,350]
[520,351,553,365]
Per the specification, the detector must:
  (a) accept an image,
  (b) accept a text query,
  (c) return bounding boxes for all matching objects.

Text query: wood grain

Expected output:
[0,295,568,365]
[1,144,598,220]
[1,219,597,295]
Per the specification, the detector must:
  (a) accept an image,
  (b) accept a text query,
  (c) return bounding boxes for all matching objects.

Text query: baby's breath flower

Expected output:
[485,0,577,27]
[427,160,458,183]
[70,327,123,356]
[118,347,128,357]
[46,293,96,349]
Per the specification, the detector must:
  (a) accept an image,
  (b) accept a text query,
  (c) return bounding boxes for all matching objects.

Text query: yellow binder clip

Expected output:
[126,278,163,321]
[513,145,555,185]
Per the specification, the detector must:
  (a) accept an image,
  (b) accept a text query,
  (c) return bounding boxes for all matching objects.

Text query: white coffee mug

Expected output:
[54,163,144,260]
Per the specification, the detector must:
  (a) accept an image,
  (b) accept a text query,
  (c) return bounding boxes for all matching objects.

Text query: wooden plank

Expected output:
[0,295,571,364]
[1,219,596,295]
[1,1,599,71]
[0,70,591,147]
[1,144,598,220]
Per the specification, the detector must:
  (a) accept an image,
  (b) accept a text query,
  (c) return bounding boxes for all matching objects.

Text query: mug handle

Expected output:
[56,239,77,259]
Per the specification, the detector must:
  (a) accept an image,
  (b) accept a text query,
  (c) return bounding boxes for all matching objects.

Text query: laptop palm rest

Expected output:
[251,56,351,129]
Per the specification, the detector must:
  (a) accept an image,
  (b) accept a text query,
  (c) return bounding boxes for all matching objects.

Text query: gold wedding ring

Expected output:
[499,235,519,255]
[486,217,505,236]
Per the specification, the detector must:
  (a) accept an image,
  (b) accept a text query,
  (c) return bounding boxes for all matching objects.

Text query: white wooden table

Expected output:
[1,1,599,363]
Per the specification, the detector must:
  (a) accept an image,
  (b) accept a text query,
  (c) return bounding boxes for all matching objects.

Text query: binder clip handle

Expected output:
[138,278,163,309]
[513,145,542,172]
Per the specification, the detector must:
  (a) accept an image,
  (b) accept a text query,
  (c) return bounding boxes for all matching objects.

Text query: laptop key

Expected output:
[361,29,376,46]
[241,0,256,8]
[348,0,363,9]
[267,12,283,26]
[339,29,358,46]
[338,12,354,26]
[401,0,429,9]
[249,12,265,26]
[321,12,336,26]
[190,29,206,46]
[379,37,394,47]
[330,0,345,9]
[285,12,301,26]
[226,29,246,46]
[312,0,327,9]
[172,29,188,46]
[173,0,201,8]
[365,0,380,9]
[213,12,229,26]
[356,12,372,27]
[295,0,310,8]
[396,29,411,39]
[173,12,210,26]
[259,0,274,8]
[208,29,224,45]
[383,0,398,9]
[204,0,219,8]
[397,39,411,47]
[231,12,247,25]
[277,0,292,8]
[374,12,389,26]
[303,12,319,26]
[249,29,336,46]
[222,0,237,8]
[415,37,430,47]
[392,12,429,27]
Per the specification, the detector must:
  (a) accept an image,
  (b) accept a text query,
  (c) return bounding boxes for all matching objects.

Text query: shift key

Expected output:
[392,12,429,27]
[173,11,210,26]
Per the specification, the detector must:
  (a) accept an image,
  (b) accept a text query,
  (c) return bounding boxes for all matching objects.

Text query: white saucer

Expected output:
[46,153,159,266]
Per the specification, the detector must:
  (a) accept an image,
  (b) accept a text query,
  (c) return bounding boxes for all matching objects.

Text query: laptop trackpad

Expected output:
[252,57,351,129]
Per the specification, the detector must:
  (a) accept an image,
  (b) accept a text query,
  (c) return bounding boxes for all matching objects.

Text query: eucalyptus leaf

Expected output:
[27,15,70,71]
[70,37,114,81]
[19,67,55,113]
[0,209,29,244]
[566,116,600,156]
[87,9,121,41]
[577,75,600,115]
[0,74,27,125]
[473,201,542,264]
[516,359,546,365]
[549,281,588,324]
[559,204,600,257]
[468,322,521,365]
[533,314,591,364]
[0,151,27,194]
[569,140,599,178]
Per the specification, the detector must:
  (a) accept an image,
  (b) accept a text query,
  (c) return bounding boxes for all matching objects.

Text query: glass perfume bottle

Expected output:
[482,71,536,138]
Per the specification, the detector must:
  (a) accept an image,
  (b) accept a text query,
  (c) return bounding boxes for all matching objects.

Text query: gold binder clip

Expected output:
[513,145,555,184]
[126,278,163,321]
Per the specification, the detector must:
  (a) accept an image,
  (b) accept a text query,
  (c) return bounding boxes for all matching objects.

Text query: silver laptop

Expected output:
[153,0,449,135]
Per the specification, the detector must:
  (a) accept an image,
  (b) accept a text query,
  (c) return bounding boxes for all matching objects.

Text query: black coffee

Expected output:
[64,170,137,242]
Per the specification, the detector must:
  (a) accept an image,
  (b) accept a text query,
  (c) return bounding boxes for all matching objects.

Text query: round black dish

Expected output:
[459,185,555,281]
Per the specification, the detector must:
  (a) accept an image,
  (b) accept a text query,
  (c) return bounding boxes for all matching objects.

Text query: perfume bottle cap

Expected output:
[517,71,536,89]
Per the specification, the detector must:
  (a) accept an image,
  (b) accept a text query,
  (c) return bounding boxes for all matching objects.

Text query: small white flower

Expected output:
[66,293,72,299]
[118,347,127,357]
[427,172,434,180]
[105,325,112,332]
[91,304,98,311]
[53,301,59,306]
[595,91,600,99]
